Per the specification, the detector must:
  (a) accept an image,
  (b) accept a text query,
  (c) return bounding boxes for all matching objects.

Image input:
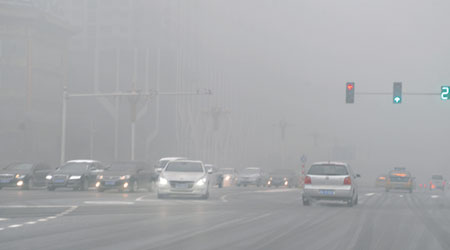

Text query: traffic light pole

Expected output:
[60,88,212,165]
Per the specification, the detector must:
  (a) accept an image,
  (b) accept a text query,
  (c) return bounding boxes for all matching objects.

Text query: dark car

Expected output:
[267,169,300,188]
[96,161,154,192]
[236,167,267,187]
[47,160,106,191]
[0,163,52,190]
[430,174,446,191]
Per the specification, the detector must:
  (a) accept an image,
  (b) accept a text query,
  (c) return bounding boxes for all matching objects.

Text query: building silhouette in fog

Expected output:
[0,0,73,165]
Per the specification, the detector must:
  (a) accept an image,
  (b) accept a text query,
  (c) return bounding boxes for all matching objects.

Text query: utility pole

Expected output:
[60,88,212,165]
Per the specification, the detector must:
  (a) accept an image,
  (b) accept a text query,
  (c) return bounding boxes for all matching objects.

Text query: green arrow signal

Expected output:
[394,96,401,103]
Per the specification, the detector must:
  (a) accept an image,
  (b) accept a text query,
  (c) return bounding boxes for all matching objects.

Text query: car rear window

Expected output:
[389,176,410,182]
[432,175,443,180]
[308,165,348,175]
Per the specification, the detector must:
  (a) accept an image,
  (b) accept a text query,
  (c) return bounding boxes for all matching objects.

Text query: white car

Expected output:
[157,160,211,199]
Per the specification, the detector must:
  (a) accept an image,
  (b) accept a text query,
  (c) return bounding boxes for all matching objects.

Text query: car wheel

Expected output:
[302,198,310,206]
[80,178,89,191]
[97,187,105,192]
[22,180,30,190]
[201,191,210,200]
[157,192,165,199]
[354,195,358,205]
[130,181,138,193]
[347,199,354,207]
[47,186,55,191]
[409,189,413,193]
[385,188,390,192]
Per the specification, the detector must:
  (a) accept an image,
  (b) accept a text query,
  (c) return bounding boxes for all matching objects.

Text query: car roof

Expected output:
[312,161,348,166]
[170,160,203,164]
[66,160,99,164]
[159,157,187,161]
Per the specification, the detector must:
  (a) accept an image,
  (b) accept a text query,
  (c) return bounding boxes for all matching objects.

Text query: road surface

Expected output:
[0,186,449,250]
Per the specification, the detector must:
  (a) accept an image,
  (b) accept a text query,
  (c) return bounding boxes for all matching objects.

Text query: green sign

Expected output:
[441,86,450,100]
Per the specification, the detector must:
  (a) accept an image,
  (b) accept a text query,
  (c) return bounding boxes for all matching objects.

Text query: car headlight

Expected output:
[69,175,82,180]
[46,175,53,180]
[120,175,130,180]
[195,177,207,186]
[225,175,231,181]
[15,174,26,179]
[97,175,103,180]
[159,177,168,186]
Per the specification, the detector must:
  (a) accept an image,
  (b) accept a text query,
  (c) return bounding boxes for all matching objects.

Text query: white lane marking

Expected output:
[0,205,75,208]
[399,195,404,198]
[431,195,440,199]
[220,194,229,203]
[365,193,376,197]
[0,206,78,232]
[0,218,9,221]
[255,189,298,193]
[136,195,149,201]
[84,201,135,205]
[8,224,22,228]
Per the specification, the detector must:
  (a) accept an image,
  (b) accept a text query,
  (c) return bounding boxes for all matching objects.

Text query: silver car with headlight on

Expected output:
[157,160,211,199]
[302,162,360,207]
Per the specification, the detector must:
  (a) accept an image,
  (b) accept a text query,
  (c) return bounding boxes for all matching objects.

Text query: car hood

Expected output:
[162,172,205,182]
[239,174,260,178]
[102,171,134,177]
[0,170,31,175]
[50,170,87,176]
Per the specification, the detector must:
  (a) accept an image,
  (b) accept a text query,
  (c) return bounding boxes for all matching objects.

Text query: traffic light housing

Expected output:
[346,82,355,103]
[393,82,402,104]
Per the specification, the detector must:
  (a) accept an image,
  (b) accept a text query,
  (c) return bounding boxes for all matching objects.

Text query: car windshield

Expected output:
[59,163,88,172]
[159,160,170,169]
[5,163,33,171]
[308,165,348,175]
[242,168,260,174]
[165,162,203,172]
[108,163,139,171]
[432,175,443,180]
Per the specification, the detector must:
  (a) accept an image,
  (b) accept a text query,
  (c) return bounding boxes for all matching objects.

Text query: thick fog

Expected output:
[2,0,450,184]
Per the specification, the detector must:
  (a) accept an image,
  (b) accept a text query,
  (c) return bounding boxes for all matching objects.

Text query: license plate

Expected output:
[0,179,10,183]
[105,181,116,185]
[176,183,188,189]
[53,179,65,183]
[319,190,335,195]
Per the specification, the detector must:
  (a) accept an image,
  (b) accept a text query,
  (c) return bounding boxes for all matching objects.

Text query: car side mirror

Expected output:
[155,168,162,174]
[356,174,361,178]
[207,169,213,174]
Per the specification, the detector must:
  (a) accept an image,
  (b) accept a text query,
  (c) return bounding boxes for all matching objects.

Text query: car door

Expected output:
[137,163,153,188]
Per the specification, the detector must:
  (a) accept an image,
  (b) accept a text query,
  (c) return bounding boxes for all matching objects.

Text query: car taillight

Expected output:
[443,181,446,187]
[304,176,311,185]
[344,177,351,185]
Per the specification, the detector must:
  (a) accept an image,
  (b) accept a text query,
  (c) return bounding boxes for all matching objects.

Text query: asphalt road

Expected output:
[1,186,450,250]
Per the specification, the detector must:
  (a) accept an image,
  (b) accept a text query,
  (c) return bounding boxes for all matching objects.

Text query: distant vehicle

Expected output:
[155,157,187,177]
[429,174,446,191]
[205,164,221,187]
[0,163,52,190]
[302,162,360,207]
[96,161,154,192]
[375,174,387,187]
[385,168,414,193]
[236,167,266,187]
[267,169,300,188]
[218,168,238,187]
[46,160,106,191]
[157,160,211,199]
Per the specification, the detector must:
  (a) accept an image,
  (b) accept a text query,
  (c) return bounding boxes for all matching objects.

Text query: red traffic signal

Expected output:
[347,83,354,90]
[346,82,355,103]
